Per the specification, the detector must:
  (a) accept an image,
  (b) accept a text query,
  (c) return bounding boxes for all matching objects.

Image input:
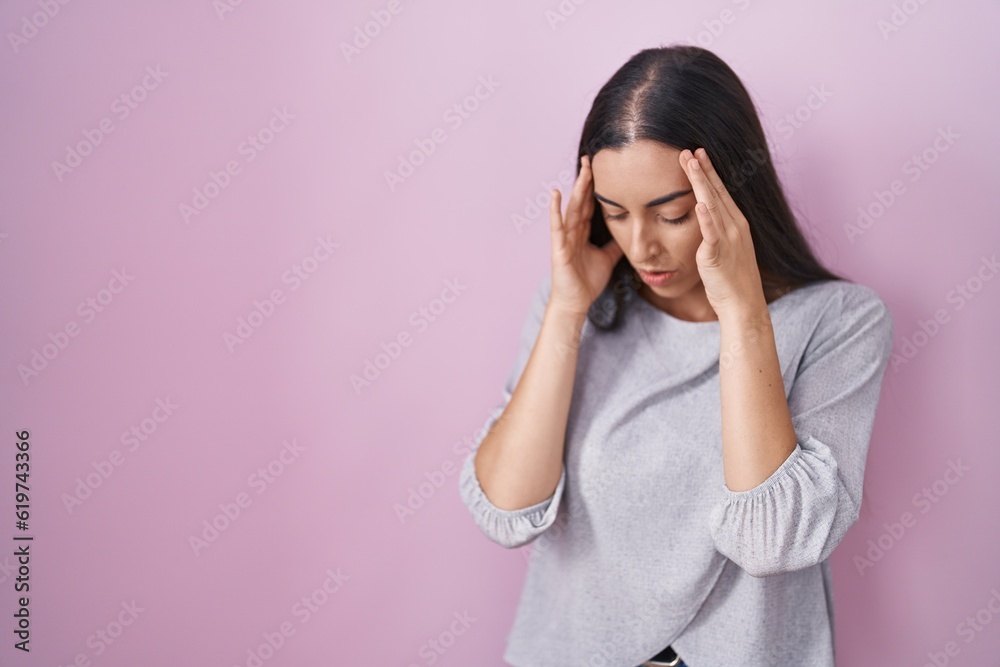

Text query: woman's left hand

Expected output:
[679,147,767,320]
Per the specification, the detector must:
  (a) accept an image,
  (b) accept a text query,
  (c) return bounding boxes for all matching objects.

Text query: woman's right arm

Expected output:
[458,154,623,548]
[472,301,587,511]
[456,275,580,549]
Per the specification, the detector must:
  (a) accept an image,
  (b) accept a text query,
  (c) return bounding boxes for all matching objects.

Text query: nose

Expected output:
[630,217,659,261]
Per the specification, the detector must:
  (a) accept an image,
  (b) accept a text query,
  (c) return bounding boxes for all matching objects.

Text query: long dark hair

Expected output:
[580,44,844,330]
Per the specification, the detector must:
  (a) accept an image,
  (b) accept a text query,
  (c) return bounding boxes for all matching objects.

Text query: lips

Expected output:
[636,268,677,286]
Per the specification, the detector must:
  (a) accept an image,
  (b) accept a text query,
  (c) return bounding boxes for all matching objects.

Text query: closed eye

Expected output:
[605,211,692,225]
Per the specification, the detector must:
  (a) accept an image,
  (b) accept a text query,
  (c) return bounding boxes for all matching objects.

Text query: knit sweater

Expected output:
[458,271,894,667]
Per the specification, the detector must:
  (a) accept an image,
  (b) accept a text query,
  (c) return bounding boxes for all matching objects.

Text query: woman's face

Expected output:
[590,139,714,321]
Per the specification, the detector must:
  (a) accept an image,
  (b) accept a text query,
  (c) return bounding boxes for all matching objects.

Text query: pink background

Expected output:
[1,1,998,665]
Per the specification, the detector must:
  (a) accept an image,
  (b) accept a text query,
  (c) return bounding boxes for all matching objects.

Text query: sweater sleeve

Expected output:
[707,283,894,577]
[458,274,567,549]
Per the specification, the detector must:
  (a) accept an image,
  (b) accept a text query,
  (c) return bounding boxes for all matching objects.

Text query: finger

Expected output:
[564,155,592,231]
[549,189,566,253]
[549,189,562,231]
[579,155,595,223]
[682,150,728,237]
[694,200,720,251]
[694,148,743,225]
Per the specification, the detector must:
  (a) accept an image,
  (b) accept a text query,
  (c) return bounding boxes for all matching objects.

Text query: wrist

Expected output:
[544,302,589,328]
[716,299,772,332]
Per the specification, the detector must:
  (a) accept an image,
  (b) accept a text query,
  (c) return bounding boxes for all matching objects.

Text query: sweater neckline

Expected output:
[629,280,827,329]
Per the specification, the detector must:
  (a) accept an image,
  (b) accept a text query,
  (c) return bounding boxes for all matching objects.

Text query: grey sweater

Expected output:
[458,272,894,667]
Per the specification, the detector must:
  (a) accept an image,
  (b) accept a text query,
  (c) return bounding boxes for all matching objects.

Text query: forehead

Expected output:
[590,140,688,201]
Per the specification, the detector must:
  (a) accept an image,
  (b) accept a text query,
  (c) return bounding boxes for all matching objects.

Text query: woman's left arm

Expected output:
[681,148,895,577]
[717,305,798,493]
[710,287,894,577]
[680,147,799,492]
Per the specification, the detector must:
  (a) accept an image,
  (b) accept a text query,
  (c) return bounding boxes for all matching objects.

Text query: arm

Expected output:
[458,274,582,548]
[708,283,894,577]
[717,298,798,494]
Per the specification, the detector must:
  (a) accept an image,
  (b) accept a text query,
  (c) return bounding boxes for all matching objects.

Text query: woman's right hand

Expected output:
[548,154,624,318]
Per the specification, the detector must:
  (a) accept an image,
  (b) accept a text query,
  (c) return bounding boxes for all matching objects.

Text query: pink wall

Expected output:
[1,0,997,665]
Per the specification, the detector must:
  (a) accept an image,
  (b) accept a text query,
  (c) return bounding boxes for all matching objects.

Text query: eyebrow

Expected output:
[593,189,693,209]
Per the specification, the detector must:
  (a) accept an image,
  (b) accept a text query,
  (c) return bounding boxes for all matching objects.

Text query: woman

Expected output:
[459,44,893,667]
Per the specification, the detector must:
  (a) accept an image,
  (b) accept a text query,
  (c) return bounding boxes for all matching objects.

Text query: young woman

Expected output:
[459,45,894,667]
